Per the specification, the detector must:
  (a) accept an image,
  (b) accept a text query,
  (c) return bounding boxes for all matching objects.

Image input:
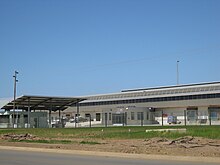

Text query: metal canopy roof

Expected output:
[1,95,86,111]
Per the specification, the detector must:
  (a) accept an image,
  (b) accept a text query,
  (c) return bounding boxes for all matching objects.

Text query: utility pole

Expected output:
[177,60,179,85]
[13,71,19,128]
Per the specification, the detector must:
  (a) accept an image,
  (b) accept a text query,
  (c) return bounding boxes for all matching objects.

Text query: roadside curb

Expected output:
[0,145,220,163]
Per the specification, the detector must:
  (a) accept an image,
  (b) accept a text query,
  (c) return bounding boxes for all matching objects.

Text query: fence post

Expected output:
[28,97,30,128]
[141,112,143,126]
[125,112,127,126]
[122,113,124,126]
[161,110,164,126]
[184,110,187,126]
[89,114,92,128]
[49,110,52,128]
[105,113,108,127]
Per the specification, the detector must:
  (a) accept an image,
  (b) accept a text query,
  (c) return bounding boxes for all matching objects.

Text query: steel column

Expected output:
[76,102,79,127]
[28,97,30,128]
[13,71,18,128]
[184,110,187,126]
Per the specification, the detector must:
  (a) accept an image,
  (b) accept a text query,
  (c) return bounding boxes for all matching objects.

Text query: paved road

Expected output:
[0,149,219,165]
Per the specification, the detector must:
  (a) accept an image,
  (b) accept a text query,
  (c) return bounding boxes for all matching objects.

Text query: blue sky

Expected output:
[1,0,220,98]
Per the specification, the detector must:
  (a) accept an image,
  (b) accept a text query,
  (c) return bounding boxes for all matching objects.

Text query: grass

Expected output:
[0,125,220,145]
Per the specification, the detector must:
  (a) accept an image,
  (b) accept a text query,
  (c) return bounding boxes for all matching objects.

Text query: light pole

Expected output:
[13,71,18,128]
[177,60,179,85]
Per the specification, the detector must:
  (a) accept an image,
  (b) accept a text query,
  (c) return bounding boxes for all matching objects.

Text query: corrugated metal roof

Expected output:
[121,81,220,92]
[1,95,86,111]
[81,82,220,102]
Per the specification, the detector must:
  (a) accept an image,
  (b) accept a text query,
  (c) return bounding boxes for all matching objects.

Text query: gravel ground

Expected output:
[0,134,220,158]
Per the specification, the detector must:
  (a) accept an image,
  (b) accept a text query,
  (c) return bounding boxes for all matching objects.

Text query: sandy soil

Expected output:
[0,134,220,158]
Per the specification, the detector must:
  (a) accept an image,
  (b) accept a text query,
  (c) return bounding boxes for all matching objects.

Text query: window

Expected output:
[75,113,80,117]
[79,93,220,107]
[208,107,220,121]
[146,112,149,120]
[187,108,198,121]
[137,112,144,120]
[109,113,111,120]
[112,113,125,124]
[85,114,91,117]
[96,113,101,121]
[0,115,9,123]
[131,112,135,120]
[210,112,218,120]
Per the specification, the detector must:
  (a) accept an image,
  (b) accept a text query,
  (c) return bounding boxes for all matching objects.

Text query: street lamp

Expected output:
[13,71,18,128]
[177,60,179,85]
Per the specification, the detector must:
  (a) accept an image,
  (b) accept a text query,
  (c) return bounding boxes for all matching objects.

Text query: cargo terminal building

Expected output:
[1,81,220,127]
[66,82,220,126]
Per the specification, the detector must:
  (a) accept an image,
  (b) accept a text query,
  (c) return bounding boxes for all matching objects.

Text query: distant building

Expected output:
[1,82,220,127]
[66,82,220,126]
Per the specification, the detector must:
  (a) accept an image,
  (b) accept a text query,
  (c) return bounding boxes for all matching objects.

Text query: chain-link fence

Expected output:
[1,109,220,128]
[61,110,220,128]
[151,110,220,126]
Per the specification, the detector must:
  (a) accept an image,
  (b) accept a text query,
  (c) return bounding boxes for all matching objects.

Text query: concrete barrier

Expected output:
[146,128,187,133]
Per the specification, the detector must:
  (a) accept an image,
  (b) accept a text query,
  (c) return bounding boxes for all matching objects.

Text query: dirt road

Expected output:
[0,134,220,158]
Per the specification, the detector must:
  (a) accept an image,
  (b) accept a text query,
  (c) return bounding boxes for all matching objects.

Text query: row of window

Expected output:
[106,109,220,122]
[79,93,220,107]
[107,112,148,121]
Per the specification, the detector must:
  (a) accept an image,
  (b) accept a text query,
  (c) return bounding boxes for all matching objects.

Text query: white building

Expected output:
[66,82,220,126]
[1,82,220,127]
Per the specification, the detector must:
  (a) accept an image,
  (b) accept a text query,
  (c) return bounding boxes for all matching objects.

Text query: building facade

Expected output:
[65,82,220,126]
